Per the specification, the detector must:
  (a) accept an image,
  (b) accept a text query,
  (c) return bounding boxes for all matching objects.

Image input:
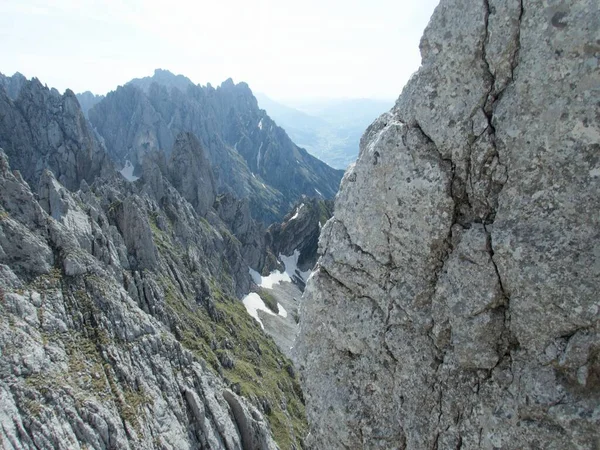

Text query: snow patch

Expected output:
[278,303,288,318]
[288,204,304,222]
[280,249,311,283]
[249,267,291,289]
[242,292,275,329]
[120,160,139,182]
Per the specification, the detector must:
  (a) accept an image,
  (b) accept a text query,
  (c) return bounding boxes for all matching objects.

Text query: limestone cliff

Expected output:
[296,0,600,448]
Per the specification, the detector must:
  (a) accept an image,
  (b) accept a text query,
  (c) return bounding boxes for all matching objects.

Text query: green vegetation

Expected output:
[257,288,279,314]
[317,199,332,226]
[162,275,307,449]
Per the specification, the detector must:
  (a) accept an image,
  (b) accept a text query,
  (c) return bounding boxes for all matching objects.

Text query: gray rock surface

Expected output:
[267,197,333,280]
[0,72,26,100]
[75,91,104,118]
[296,0,600,448]
[214,193,271,272]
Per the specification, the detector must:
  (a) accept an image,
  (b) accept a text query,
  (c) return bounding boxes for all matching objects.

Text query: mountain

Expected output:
[256,93,393,170]
[86,69,343,223]
[296,0,600,449]
[0,73,309,449]
[128,68,195,94]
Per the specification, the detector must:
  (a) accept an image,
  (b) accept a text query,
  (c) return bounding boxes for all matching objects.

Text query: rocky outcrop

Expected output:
[88,70,343,223]
[214,193,272,272]
[0,72,26,100]
[0,76,111,191]
[297,0,600,448]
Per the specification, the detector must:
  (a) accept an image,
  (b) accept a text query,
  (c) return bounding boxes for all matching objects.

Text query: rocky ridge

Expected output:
[297,0,600,448]
[0,76,309,449]
[0,76,112,192]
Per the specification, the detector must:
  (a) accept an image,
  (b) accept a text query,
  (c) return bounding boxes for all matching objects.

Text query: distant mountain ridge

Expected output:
[256,93,393,169]
[85,69,343,223]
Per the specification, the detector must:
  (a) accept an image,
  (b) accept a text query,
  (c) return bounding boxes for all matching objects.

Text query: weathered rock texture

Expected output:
[296,0,600,448]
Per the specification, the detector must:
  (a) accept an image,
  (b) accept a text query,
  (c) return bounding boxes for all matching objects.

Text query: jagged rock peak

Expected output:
[296,0,600,448]
[88,71,343,223]
[0,71,27,100]
[127,68,195,93]
[75,90,105,118]
[0,74,112,191]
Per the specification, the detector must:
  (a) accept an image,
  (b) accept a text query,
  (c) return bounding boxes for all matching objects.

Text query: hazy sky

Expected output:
[0,0,439,101]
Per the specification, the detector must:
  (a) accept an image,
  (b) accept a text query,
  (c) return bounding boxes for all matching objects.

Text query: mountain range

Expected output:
[1,0,598,447]
[79,69,343,224]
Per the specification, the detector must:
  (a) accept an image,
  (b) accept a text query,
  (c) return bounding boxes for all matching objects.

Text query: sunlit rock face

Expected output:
[296,0,600,448]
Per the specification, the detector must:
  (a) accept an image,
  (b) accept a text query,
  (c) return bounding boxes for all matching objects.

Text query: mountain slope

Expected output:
[297,0,600,448]
[75,91,104,118]
[0,74,307,449]
[87,70,343,223]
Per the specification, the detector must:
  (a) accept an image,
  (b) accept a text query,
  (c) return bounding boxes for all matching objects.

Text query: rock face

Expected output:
[0,72,26,100]
[87,69,343,223]
[75,91,104,118]
[0,77,111,192]
[168,132,216,217]
[296,0,600,449]
[0,145,306,448]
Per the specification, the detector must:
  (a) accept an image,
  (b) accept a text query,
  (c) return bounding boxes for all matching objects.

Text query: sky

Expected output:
[0,0,439,101]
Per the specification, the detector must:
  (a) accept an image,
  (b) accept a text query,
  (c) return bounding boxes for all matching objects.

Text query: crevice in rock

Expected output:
[511,0,524,81]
